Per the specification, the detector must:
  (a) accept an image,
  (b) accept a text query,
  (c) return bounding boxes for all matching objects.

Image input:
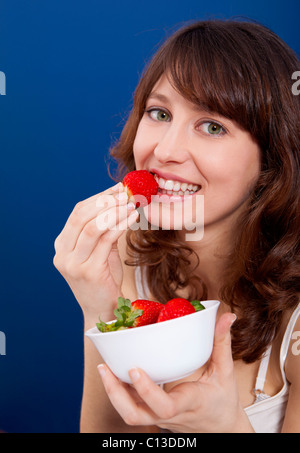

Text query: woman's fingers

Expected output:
[128,368,196,420]
[87,209,139,268]
[72,201,136,263]
[98,364,158,426]
[54,183,126,254]
[98,364,197,427]
[209,312,236,375]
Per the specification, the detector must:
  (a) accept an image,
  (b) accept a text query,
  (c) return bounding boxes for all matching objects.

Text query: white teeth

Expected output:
[164,180,174,191]
[180,182,188,192]
[154,173,200,195]
[173,181,181,191]
[158,177,165,188]
[160,188,193,195]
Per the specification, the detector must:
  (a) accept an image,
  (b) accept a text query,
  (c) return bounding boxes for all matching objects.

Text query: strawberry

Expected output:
[122,170,158,208]
[157,298,205,323]
[131,299,163,326]
[97,297,163,332]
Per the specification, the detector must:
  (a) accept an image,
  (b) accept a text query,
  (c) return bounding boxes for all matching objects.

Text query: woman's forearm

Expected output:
[80,315,124,433]
[80,315,158,433]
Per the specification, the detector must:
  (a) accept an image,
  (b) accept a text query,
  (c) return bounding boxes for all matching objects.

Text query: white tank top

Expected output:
[134,266,300,433]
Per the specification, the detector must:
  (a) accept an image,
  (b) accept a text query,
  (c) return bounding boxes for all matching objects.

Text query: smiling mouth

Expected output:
[152,173,201,196]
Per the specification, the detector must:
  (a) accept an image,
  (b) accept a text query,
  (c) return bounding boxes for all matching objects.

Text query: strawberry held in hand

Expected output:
[157,298,205,323]
[97,297,163,332]
[122,170,158,208]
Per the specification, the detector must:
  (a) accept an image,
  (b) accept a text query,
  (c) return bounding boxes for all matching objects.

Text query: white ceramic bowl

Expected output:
[85,299,220,384]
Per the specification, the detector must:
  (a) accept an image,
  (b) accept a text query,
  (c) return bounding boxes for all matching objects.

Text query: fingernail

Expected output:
[111,182,122,191]
[127,202,136,210]
[128,210,139,224]
[97,364,106,378]
[129,368,140,383]
[116,192,128,202]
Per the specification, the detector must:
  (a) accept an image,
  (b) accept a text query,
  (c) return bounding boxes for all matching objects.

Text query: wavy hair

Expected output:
[109,19,300,362]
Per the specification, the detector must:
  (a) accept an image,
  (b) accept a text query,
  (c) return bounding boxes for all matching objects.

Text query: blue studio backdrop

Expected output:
[0,0,299,433]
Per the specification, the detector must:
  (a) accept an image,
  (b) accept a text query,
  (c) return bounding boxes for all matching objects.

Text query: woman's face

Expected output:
[133,75,260,241]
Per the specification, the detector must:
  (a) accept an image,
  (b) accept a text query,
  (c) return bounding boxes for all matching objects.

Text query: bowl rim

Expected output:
[85,299,220,338]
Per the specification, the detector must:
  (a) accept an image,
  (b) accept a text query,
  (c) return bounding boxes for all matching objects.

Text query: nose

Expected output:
[153,122,190,164]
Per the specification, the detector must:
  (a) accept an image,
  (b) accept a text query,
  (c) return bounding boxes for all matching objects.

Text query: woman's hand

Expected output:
[53,183,139,321]
[97,313,254,433]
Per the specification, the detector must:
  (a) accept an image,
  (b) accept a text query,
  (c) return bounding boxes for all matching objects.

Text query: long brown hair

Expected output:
[109,19,300,363]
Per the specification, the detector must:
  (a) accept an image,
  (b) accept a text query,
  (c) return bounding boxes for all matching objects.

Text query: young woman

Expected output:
[53,20,300,433]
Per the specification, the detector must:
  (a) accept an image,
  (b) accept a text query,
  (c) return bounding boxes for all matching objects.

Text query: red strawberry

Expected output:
[131,299,163,327]
[157,298,205,323]
[122,170,158,207]
[97,297,163,332]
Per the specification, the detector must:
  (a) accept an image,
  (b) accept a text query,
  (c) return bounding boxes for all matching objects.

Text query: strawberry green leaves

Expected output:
[96,297,143,332]
[190,300,205,311]
[96,297,206,332]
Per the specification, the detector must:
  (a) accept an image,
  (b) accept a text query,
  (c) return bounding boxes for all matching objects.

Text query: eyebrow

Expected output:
[146,90,236,129]
[146,92,170,104]
[147,91,212,114]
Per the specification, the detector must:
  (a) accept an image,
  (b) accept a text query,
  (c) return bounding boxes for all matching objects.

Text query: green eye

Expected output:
[157,110,169,121]
[147,109,170,122]
[207,122,223,134]
[198,121,225,136]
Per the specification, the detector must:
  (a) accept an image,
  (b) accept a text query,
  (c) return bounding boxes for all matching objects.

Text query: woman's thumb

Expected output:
[211,312,236,372]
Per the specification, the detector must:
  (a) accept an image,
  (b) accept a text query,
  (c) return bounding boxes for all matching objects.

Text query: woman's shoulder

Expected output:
[279,298,300,431]
[118,231,139,301]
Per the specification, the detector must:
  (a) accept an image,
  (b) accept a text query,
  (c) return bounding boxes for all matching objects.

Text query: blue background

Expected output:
[0,0,299,433]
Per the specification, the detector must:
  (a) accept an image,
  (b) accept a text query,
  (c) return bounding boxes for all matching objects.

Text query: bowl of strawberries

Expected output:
[85,297,220,384]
